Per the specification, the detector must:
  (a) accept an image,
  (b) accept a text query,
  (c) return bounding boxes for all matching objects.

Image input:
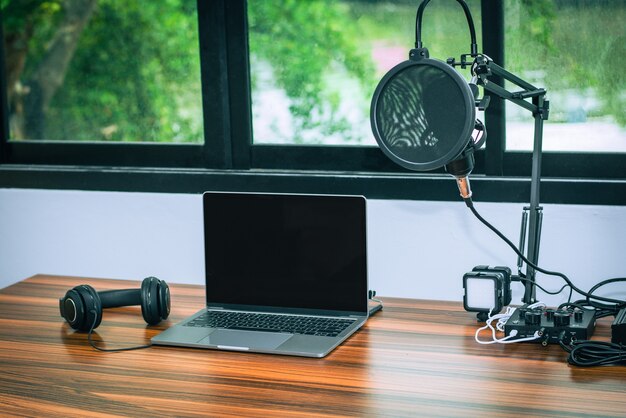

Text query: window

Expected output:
[0,0,624,205]
[248,0,482,147]
[3,1,202,143]
[504,0,625,153]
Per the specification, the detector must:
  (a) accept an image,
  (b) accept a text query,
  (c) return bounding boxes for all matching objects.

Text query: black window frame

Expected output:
[0,0,624,205]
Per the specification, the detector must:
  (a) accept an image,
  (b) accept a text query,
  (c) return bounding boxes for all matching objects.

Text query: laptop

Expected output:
[152,191,369,357]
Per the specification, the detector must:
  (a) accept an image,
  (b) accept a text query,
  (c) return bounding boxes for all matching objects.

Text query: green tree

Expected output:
[248,0,377,143]
[4,0,377,143]
[45,1,202,142]
[507,0,625,126]
[8,0,620,145]
[3,0,88,139]
[3,0,202,142]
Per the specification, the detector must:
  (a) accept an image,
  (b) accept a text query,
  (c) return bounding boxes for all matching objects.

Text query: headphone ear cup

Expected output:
[60,288,86,330]
[156,279,170,321]
[140,277,161,325]
[72,285,102,332]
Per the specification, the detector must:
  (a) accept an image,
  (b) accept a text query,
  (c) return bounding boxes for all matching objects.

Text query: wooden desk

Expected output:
[0,275,624,417]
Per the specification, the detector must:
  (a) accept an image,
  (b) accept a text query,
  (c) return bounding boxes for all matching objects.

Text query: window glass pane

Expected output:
[248,0,481,145]
[505,0,626,152]
[3,0,203,142]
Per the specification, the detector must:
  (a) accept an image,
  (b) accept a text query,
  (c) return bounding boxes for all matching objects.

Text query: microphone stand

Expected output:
[471,55,550,304]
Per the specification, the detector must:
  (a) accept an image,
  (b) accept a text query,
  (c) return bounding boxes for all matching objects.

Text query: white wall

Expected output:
[1,188,624,306]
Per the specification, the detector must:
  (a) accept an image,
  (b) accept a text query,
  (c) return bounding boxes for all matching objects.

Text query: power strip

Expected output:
[504,305,596,345]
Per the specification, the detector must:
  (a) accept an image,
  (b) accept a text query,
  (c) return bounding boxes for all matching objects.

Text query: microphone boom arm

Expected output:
[472,54,550,304]
[473,56,548,117]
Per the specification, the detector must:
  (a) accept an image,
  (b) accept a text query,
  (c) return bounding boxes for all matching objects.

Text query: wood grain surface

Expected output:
[0,275,624,417]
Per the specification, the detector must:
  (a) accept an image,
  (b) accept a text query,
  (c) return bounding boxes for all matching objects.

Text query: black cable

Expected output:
[464,198,625,306]
[559,339,626,367]
[368,290,384,316]
[557,302,592,312]
[588,277,626,296]
[517,275,568,296]
[87,310,152,352]
[566,299,618,319]
[587,277,626,313]
[472,119,486,149]
[465,200,626,367]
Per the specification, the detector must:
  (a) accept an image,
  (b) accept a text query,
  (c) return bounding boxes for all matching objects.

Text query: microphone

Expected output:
[370,0,483,202]
[445,144,474,201]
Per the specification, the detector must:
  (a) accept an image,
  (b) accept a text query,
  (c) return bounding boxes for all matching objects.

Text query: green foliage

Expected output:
[47,0,202,142]
[248,0,377,143]
[519,0,556,52]
[1,0,62,34]
[6,0,203,142]
[350,0,482,74]
[598,34,626,126]
[248,0,486,143]
[506,0,625,125]
[4,0,624,144]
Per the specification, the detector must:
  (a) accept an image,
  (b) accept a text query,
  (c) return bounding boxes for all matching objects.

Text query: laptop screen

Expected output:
[203,192,368,314]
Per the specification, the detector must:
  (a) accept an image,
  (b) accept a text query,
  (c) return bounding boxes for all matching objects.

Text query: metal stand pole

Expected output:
[522,99,546,303]
[472,56,550,304]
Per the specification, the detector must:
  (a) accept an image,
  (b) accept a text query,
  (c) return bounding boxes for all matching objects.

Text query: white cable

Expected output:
[495,306,516,332]
[495,329,542,344]
[474,304,543,345]
[475,307,514,344]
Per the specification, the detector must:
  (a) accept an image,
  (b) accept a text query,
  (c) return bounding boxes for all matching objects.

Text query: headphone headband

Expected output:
[59,277,170,332]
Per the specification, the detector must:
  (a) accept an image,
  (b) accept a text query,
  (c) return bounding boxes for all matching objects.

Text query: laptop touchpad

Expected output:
[197,329,292,350]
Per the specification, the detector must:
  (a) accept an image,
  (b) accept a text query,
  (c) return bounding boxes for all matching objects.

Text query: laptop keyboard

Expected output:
[183,310,355,337]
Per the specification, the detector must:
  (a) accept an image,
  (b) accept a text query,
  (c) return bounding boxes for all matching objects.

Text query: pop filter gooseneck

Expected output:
[415,0,478,55]
[370,0,482,200]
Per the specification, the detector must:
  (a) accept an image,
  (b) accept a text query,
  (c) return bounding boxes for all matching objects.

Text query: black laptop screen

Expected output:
[203,192,368,314]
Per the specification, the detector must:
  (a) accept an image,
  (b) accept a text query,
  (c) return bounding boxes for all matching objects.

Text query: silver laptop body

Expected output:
[152,191,369,357]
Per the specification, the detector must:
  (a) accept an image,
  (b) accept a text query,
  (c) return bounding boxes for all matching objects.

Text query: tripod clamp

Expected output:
[471,54,549,119]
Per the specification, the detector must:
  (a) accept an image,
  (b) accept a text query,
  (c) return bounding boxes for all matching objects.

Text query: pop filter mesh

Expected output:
[372,62,474,170]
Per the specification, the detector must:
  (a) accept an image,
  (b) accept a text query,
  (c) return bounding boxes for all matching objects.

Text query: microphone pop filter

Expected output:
[370,57,476,171]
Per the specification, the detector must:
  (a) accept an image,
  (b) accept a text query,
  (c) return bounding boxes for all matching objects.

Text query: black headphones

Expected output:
[59,277,170,332]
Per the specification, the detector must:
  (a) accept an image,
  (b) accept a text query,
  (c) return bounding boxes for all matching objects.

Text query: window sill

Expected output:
[0,164,624,205]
